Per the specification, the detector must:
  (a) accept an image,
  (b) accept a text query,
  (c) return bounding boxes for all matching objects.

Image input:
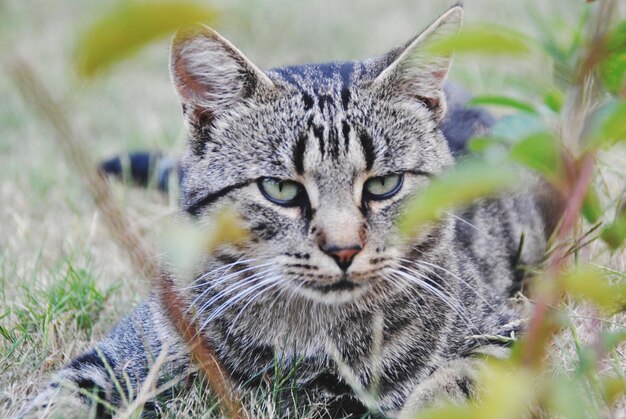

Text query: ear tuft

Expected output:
[374,5,463,120]
[170,24,274,111]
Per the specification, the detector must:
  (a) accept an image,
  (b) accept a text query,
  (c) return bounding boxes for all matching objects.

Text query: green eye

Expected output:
[258,177,304,206]
[364,174,403,200]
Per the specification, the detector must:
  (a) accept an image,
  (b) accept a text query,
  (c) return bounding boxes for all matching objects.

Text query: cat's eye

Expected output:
[363,174,403,200]
[258,177,304,206]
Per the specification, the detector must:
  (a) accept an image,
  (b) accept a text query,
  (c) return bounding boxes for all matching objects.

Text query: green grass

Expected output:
[0,255,117,371]
[0,0,624,417]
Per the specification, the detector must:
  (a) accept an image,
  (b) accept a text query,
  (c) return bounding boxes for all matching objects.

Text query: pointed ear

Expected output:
[170,24,274,112]
[373,5,463,120]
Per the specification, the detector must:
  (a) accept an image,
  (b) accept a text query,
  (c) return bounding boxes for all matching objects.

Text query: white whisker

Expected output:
[413,259,497,312]
[397,258,473,317]
[443,211,490,237]
[200,274,281,330]
[397,258,468,312]
[191,269,271,323]
[226,277,284,336]
[186,262,276,316]
[390,268,478,333]
[180,257,256,290]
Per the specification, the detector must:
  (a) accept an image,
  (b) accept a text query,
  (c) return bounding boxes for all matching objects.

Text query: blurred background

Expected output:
[1,0,624,416]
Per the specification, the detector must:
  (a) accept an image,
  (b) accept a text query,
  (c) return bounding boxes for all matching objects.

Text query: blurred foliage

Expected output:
[402,0,626,418]
[468,95,538,114]
[601,203,626,250]
[75,1,216,78]
[587,98,626,148]
[561,266,626,314]
[427,25,532,56]
[509,131,562,182]
[599,21,626,95]
[163,209,249,280]
[398,160,518,237]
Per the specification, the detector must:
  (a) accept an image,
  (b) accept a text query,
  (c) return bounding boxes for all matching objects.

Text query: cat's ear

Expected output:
[373,5,463,120]
[170,25,274,112]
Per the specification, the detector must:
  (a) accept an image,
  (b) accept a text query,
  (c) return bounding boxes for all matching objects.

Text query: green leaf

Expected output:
[473,362,534,419]
[583,98,626,149]
[603,376,626,407]
[581,186,603,224]
[467,137,505,153]
[543,89,564,113]
[601,218,626,250]
[589,99,626,147]
[398,160,519,236]
[468,95,537,114]
[410,362,534,419]
[548,376,595,419]
[599,21,626,95]
[509,132,562,180]
[490,113,546,142]
[601,204,626,249]
[427,25,533,56]
[561,266,626,314]
[163,208,248,279]
[75,1,217,78]
[600,54,626,95]
[600,329,626,352]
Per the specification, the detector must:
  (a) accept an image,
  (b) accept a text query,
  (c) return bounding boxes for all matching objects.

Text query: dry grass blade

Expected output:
[6,58,158,280]
[5,57,244,419]
[116,343,171,419]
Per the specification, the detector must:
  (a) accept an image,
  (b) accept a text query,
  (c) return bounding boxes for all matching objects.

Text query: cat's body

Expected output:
[24,6,561,418]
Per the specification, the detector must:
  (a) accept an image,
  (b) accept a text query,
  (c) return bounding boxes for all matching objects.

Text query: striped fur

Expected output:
[24,6,558,418]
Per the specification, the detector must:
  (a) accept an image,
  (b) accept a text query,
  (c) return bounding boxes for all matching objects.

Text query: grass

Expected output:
[0,0,625,417]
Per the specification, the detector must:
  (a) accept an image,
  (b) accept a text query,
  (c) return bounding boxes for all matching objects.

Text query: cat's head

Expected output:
[170,6,462,304]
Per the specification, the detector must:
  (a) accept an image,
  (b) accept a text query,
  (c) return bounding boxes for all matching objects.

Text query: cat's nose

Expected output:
[322,245,362,271]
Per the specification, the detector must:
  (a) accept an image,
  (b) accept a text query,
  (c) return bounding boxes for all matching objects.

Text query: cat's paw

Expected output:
[398,345,510,418]
[16,383,92,419]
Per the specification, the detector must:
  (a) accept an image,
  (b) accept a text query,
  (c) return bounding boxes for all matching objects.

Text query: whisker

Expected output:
[443,211,490,238]
[199,274,281,330]
[396,258,468,308]
[182,259,273,292]
[390,268,478,333]
[397,258,473,316]
[186,262,276,316]
[413,259,497,312]
[383,271,439,322]
[392,270,476,332]
[180,257,256,290]
[191,269,271,323]
[226,277,284,336]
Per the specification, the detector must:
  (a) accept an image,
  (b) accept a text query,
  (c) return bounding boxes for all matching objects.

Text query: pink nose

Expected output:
[323,245,362,271]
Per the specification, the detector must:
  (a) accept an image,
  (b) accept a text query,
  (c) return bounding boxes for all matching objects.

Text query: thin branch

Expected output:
[5,57,244,419]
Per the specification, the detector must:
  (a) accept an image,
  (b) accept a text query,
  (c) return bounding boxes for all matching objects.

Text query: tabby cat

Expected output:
[24,5,561,418]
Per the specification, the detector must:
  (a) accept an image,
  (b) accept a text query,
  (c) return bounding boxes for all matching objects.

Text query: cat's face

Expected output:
[171,7,461,304]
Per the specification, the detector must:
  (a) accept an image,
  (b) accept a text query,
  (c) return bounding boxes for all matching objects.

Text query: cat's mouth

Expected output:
[303,277,362,294]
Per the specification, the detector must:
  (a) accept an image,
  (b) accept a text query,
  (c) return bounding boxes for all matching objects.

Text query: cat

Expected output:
[22,5,562,418]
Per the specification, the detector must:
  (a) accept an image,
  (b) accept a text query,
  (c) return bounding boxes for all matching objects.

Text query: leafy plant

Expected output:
[399,0,626,417]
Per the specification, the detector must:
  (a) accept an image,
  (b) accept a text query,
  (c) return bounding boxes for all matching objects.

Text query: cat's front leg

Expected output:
[397,345,509,418]
[18,298,190,418]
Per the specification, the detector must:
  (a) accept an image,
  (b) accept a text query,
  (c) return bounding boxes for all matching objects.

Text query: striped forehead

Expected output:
[268,61,365,92]
[267,61,379,178]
